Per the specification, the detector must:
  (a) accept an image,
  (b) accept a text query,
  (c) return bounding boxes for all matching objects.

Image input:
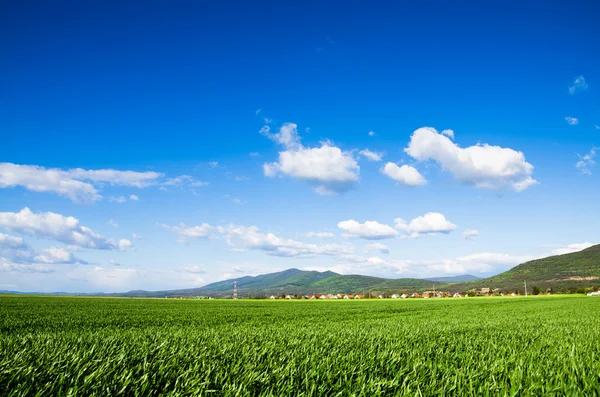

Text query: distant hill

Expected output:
[425,275,480,283]
[447,244,600,293]
[118,269,443,298]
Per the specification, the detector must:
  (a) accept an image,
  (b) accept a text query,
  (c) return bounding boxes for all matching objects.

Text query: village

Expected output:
[267,288,525,300]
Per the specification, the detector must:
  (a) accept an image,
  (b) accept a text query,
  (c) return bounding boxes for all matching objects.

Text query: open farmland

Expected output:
[1,296,600,396]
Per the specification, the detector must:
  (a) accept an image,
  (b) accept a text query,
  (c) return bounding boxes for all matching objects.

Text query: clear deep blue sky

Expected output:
[0,1,599,292]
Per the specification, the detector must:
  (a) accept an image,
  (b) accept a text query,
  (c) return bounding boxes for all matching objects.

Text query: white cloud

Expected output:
[160,223,213,243]
[337,220,398,240]
[576,147,596,175]
[109,196,127,203]
[368,131,376,137]
[425,252,534,275]
[183,265,206,274]
[566,117,579,125]
[569,75,588,95]
[129,194,139,201]
[217,224,353,258]
[463,229,479,241]
[381,163,426,186]
[359,149,384,162]
[395,212,456,238]
[132,233,142,239]
[264,145,359,195]
[441,129,454,139]
[304,232,336,239]
[0,163,162,203]
[595,125,600,130]
[34,247,85,264]
[0,207,129,251]
[208,162,219,168]
[405,127,537,192]
[0,233,26,249]
[0,233,86,265]
[0,261,55,274]
[249,152,261,157]
[108,219,119,228]
[164,175,208,188]
[365,243,390,254]
[551,242,594,256]
[262,123,360,195]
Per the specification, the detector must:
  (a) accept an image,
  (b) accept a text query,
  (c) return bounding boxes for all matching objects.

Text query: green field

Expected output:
[1,296,600,396]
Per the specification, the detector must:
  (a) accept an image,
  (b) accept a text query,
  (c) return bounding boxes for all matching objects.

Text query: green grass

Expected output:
[1,296,600,396]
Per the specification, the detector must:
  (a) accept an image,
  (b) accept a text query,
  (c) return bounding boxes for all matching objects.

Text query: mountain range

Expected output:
[116,244,600,297]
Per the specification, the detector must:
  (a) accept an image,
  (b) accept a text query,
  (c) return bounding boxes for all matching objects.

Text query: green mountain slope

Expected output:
[449,244,600,293]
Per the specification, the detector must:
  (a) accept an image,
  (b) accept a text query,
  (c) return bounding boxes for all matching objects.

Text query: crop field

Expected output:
[1,296,600,396]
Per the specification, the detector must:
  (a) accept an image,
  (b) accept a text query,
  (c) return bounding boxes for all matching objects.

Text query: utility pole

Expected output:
[233,279,238,300]
[524,280,527,298]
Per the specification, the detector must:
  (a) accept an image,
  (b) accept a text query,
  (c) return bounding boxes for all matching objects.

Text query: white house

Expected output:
[587,291,600,296]
[285,295,293,300]
[453,293,462,298]
[401,294,408,299]
[391,294,399,299]
[270,295,276,300]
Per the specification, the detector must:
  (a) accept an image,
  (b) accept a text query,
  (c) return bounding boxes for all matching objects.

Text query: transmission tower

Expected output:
[233,279,238,300]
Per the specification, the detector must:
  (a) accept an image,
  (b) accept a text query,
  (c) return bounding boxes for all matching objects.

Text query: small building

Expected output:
[285,295,293,300]
[453,293,462,298]
[319,294,327,300]
[270,295,276,300]
[391,294,399,299]
[378,295,383,299]
[411,292,420,298]
[336,293,344,299]
[401,293,408,299]
[354,294,363,299]
[344,294,353,299]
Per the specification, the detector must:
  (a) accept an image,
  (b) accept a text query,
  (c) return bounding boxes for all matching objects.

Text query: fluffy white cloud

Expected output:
[551,242,595,256]
[0,163,162,203]
[395,212,456,238]
[304,232,336,239]
[569,75,588,95]
[129,194,139,201]
[405,127,537,192]
[0,208,130,251]
[262,123,359,194]
[425,252,534,275]
[576,147,596,175]
[34,247,85,264]
[368,131,376,137]
[565,117,579,125]
[160,223,213,243]
[0,233,26,249]
[359,149,384,162]
[261,122,302,150]
[0,233,86,265]
[441,129,454,139]
[338,220,398,240]
[365,243,390,254]
[381,163,426,186]
[217,224,353,258]
[108,219,119,228]
[463,229,480,240]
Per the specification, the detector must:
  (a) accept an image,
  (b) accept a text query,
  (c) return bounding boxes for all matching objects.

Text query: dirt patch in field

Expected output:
[566,276,600,281]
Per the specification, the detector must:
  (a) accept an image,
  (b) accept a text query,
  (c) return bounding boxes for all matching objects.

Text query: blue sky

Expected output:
[0,1,598,292]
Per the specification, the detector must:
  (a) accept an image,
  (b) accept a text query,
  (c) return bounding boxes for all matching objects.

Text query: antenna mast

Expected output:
[233,279,238,300]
